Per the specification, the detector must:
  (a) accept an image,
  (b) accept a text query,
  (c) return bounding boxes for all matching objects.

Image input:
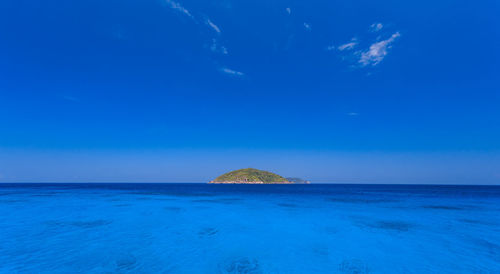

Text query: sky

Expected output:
[0,0,499,184]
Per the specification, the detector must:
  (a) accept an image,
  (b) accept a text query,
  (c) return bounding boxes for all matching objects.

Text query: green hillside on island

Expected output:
[209,168,292,184]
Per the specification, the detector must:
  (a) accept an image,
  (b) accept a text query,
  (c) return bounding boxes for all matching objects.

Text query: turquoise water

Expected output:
[0,183,499,273]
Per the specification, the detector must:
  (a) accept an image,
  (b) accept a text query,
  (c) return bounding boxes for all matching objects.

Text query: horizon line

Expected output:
[0,182,499,186]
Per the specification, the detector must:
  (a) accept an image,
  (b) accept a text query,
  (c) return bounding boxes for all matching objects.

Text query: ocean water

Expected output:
[0,184,499,273]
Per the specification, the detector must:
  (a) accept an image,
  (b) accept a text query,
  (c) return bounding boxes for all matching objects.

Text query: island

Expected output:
[209,168,294,184]
[286,177,311,184]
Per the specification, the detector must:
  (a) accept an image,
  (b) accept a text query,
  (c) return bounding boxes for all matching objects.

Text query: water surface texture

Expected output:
[0,183,499,273]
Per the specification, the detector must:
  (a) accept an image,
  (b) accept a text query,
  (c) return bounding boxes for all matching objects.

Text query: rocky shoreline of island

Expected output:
[208,180,293,184]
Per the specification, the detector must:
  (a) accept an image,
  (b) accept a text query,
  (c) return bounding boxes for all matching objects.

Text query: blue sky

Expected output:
[0,0,499,183]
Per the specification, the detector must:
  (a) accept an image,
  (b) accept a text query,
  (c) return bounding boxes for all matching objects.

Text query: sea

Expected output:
[0,183,499,273]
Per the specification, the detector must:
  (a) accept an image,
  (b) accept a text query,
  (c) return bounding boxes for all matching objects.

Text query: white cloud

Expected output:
[303,22,311,30]
[326,38,357,51]
[220,67,244,76]
[347,112,359,116]
[286,7,291,15]
[164,0,194,19]
[206,18,221,34]
[370,23,383,32]
[337,41,357,51]
[359,32,400,66]
[210,39,228,55]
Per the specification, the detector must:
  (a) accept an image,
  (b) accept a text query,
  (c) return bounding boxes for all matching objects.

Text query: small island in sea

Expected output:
[209,168,294,184]
[286,177,311,184]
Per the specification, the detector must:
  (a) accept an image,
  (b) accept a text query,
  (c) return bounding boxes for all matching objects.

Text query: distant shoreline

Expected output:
[208,181,293,184]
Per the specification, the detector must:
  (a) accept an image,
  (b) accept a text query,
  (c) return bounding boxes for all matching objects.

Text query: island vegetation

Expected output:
[209,168,293,184]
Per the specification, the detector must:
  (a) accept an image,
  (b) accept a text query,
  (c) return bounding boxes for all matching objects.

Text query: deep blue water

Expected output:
[0,183,499,273]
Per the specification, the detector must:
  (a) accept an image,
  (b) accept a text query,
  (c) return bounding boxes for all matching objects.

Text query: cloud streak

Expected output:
[370,23,383,32]
[164,0,194,19]
[359,32,400,66]
[210,39,228,55]
[205,19,221,34]
[162,1,234,72]
[220,67,244,76]
[337,41,357,51]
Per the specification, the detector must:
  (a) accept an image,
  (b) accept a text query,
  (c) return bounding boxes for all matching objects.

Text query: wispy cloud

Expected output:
[359,32,400,66]
[337,41,357,51]
[347,112,359,116]
[370,23,383,32]
[205,18,221,34]
[303,22,311,31]
[220,67,244,76]
[210,39,228,55]
[326,38,357,52]
[161,1,239,74]
[164,0,194,19]
[285,8,291,15]
[329,23,401,68]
